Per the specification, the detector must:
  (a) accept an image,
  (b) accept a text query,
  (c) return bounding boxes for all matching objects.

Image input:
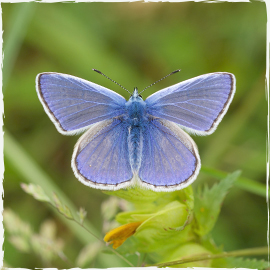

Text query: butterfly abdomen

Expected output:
[128,125,143,173]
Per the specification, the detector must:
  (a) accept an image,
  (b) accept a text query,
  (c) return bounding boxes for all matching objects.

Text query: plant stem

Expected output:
[153,246,268,267]
[50,201,134,267]
[74,219,135,267]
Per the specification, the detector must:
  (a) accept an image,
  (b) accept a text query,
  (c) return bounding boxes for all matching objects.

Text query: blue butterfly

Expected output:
[36,70,235,192]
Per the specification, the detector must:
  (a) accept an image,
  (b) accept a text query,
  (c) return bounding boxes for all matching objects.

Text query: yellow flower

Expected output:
[104,222,142,249]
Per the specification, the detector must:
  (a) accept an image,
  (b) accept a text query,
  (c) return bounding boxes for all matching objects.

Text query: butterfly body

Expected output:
[36,71,235,191]
[115,87,148,174]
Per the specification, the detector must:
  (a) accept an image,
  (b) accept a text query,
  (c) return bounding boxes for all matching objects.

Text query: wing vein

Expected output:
[164,104,217,116]
[49,97,111,106]
[95,129,123,180]
[80,121,122,170]
[149,126,173,181]
[151,111,205,129]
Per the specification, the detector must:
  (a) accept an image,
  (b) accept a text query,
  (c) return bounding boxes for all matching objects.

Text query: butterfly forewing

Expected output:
[72,119,133,190]
[145,72,235,135]
[138,119,201,191]
[36,73,126,135]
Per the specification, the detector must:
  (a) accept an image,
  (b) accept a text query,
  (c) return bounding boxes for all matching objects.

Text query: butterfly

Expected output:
[36,70,235,192]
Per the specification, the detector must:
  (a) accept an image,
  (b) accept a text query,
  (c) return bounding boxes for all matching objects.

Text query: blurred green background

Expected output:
[3,2,267,268]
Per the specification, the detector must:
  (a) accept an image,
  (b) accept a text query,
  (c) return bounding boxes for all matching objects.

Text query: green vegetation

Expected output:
[3,2,267,267]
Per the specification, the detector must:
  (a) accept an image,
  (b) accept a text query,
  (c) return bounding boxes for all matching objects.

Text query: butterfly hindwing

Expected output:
[138,118,201,191]
[145,72,235,135]
[36,73,126,134]
[72,119,133,190]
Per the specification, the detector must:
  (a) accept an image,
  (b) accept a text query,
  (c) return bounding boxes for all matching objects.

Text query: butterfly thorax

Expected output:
[125,88,147,126]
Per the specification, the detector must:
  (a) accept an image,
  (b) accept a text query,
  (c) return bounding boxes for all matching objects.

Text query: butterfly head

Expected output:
[131,87,143,100]
[127,88,144,105]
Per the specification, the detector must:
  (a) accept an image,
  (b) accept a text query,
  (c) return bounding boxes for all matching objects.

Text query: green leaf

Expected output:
[21,183,51,203]
[134,201,192,252]
[110,187,195,253]
[154,185,194,212]
[226,257,269,270]
[194,170,241,236]
[145,201,187,229]
[201,166,267,198]
[116,209,152,224]
[104,185,194,214]
[177,185,194,211]
[159,243,212,268]
[104,186,165,205]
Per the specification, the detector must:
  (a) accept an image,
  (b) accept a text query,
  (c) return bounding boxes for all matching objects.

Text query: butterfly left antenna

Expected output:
[139,69,181,95]
[92,69,132,94]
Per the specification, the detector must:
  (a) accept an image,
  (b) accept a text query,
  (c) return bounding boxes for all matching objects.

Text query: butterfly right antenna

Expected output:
[139,69,181,95]
[92,69,132,95]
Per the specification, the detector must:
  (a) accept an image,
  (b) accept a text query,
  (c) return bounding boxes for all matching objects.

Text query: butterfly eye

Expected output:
[139,94,142,98]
